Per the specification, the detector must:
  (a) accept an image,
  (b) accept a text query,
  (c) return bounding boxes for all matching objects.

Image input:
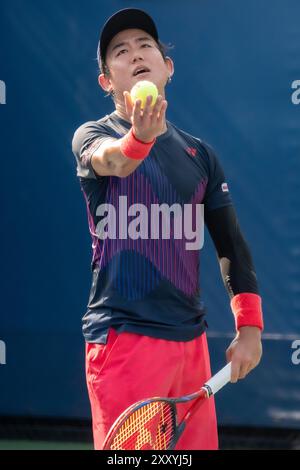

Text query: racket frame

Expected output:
[103,362,231,450]
[103,386,211,450]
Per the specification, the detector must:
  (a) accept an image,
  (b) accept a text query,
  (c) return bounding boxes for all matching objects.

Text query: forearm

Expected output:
[218,232,259,298]
[205,205,259,298]
[91,92,166,178]
[91,135,145,178]
[205,205,263,332]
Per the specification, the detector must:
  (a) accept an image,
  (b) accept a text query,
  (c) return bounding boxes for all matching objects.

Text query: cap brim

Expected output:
[99,8,159,63]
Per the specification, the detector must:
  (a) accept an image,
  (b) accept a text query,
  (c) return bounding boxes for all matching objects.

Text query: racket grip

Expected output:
[204,362,232,395]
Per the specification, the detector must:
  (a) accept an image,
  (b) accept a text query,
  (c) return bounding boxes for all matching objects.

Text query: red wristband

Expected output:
[120,128,156,160]
[231,293,264,331]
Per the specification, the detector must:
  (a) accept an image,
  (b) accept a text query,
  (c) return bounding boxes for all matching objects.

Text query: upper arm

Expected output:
[205,205,241,257]
[205,205,255,272]
[202,142,233,213]
[72,122,116,179]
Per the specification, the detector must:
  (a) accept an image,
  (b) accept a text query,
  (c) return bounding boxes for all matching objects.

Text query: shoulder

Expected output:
[72,115,115,157]
[169,122,209,151]
[72,115,111,144]
[169,122,217,164]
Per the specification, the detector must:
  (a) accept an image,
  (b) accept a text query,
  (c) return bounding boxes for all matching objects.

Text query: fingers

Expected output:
[158,100,168,122]
[152,95,163,115]
[229,359,254,383]
[147,95,167,121]
[226,345,239,383]
[226,346,233,365]
[125,92,168,141]
[230,360,241,383]
[226,343,253,383]
[141,95,155,120]
[124,91,133,117]
[153,96,168,122]
[132,99,142,126]
[226,331,262,384]
[128,93,167,122]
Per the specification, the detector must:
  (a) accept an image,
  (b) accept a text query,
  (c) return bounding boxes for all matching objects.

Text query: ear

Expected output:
[165,56,174,79]
[98,73,113,93]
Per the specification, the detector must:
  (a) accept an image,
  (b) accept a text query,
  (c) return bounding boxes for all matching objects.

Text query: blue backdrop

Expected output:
[1,0,300,429]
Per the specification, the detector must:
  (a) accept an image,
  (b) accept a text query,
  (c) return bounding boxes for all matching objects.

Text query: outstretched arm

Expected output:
[91,93,167,177]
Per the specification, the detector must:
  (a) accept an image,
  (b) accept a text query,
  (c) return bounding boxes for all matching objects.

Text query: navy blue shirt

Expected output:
[72,112,232,343]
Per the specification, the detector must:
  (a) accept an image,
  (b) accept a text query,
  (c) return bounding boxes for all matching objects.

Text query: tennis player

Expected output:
[72,8,263,450]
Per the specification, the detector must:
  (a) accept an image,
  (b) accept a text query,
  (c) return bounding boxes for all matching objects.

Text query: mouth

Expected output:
[132,66,151,77]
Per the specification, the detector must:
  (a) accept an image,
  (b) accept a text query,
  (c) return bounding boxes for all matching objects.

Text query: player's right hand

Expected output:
[123,91,168,143]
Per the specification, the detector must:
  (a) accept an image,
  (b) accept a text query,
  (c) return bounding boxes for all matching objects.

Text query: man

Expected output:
[72,8,263,450]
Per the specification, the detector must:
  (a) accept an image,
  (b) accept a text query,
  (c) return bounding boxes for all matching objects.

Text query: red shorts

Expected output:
[85,329,218,450]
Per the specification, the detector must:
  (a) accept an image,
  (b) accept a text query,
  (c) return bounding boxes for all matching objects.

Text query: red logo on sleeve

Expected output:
[186,147,197,157]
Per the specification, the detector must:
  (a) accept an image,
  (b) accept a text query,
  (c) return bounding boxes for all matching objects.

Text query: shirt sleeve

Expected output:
[201,142,233,212]
[72,121,115,179]
[205,205,259,298]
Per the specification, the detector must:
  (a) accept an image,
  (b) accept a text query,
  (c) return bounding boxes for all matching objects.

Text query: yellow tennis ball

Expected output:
[130,80,158,109]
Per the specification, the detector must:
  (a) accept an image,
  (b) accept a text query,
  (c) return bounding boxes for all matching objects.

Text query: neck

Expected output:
[114,101,132,124]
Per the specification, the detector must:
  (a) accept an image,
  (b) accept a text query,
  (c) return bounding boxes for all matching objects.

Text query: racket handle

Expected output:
[204,362,231,395]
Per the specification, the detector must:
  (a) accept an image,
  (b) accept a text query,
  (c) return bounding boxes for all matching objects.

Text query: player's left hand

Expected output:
[226,326,262,383]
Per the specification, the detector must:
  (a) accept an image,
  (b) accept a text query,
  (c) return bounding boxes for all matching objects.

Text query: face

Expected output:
[99,28,174,100]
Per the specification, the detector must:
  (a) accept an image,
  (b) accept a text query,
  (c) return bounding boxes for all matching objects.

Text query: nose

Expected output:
[131,50,144,64]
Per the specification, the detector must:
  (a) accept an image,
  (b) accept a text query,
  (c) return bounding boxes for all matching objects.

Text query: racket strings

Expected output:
[108,401,175,450]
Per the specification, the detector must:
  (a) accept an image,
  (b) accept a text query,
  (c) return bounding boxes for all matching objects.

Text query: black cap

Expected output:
[97,8,159,69]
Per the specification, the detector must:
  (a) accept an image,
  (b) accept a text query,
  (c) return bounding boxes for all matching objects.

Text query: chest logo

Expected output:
[186,147,197,157]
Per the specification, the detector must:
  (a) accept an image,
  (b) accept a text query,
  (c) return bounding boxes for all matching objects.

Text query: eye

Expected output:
[142,43,152,48]
[116,49,127,57]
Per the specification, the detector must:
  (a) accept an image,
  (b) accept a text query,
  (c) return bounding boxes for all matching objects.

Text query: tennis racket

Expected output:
[103,362,231,450]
